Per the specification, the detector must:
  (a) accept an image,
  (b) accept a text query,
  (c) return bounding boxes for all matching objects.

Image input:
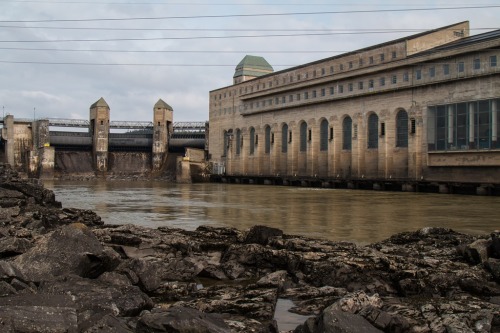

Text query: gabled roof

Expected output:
[90,97,109,108]
[234,55,274,78]
[154,98,173,111]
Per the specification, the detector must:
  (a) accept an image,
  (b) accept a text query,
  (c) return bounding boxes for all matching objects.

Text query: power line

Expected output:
[3,1,492,5]
[0,29,490,43]
[0,25,496,33]
[0,5,498,23]
[0,47,348,53]
[0,60,294,67]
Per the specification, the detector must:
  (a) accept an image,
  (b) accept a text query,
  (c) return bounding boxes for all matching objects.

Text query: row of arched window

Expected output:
[224,110,412,157]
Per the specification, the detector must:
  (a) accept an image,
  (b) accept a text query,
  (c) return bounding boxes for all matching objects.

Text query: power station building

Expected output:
[208,21,500,192]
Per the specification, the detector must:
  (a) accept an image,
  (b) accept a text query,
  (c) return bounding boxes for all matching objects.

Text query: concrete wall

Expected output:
[109,152,152,175]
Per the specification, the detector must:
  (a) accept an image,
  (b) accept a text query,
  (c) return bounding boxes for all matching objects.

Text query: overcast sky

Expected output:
[1,0,499,123]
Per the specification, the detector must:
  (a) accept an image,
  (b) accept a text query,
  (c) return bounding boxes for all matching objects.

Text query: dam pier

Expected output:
[0,98,207,180]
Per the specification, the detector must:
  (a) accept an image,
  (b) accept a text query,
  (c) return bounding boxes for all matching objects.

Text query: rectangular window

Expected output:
[282,96,286,104]
[313,70,317,77]
[369,56,374,64]
[296,93,301,101]
[348,83,353,92]
[443,64,450,75]
[330,66,334,74]
[275,97,279,105]
[321,88,325,97]
[392,51,397,59]
[330,87,334,95]
[329,127,334,140]
[458,62,465,73]
[429,67,435,78]
[403,72,409,82]
[380,53,385,62]
[416,69,422,80]
[289,95,293,102]
[304,92,309,99]
[410,118,416,134]
[380,122,385,136]
[369,80,374,89]
[340,64,344,71]
[392,75,397,84]
[321,68,326,75]
[359,58,363,66]
[312,90,317,98]
[358,81,363,90]
[427,100,497,151]
[338,85,344,93]
[380,77,385,86]
[297,74,301,80]
[289,75,293,83]
[348,61,353,69]
[473,58,481,70]
[490,55,497,67]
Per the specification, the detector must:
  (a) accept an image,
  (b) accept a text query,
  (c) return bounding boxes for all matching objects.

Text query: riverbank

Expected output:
[0,162,499,332]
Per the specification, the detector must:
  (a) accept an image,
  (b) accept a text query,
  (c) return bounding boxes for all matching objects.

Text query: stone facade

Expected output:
[208,21,500,185]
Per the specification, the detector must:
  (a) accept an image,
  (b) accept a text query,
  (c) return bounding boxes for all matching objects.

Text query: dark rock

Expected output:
[39,275,153,328]
[307,309,383,333]
[491,232,500,259]
[0,280,17,296]
[257,270,295,292]
[293,317,316,333]
[1,178,61,207]
[81,314,133,333]
[0,294,78,333]
[458,239,491,264]
[0,236,32,258]
[136,306,231,333]
[485,258,500,283]
[245,225,283,245]
[14,223,108,281]
[0,260,26,281]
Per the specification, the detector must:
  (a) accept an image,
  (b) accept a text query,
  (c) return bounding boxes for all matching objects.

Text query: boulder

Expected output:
[136,306,231,333]
[458,239,491,264]
[14,223,108,282]
[0,237,32,258]
[39,275,153,329]
[0,294,78,333]
[244,225,283,245]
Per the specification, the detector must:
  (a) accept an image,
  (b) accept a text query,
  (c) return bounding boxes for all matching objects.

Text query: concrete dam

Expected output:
[0,98,208,179]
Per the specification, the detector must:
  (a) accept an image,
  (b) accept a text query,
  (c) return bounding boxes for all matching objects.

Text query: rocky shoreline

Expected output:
[0,162,499,332]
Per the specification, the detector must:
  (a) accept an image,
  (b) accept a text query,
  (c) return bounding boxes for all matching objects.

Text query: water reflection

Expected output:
[44,181,500,244]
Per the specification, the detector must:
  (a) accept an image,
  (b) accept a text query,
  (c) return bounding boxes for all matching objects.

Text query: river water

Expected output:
[44,180,500,244]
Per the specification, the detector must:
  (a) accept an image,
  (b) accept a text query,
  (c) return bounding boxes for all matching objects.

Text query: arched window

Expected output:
[249,127,255,155]
[265,126,271,154]
[223,130,228,156]
[300,122,307,152]
[320,119,329,151]
[367,113,379,148]
[235,129,241,155]
[396,109,408,147]
[282,124,288,153]
[343,117,352,150]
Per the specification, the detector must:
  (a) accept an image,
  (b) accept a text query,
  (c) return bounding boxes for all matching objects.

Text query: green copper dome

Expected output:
[233,55,274,78]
